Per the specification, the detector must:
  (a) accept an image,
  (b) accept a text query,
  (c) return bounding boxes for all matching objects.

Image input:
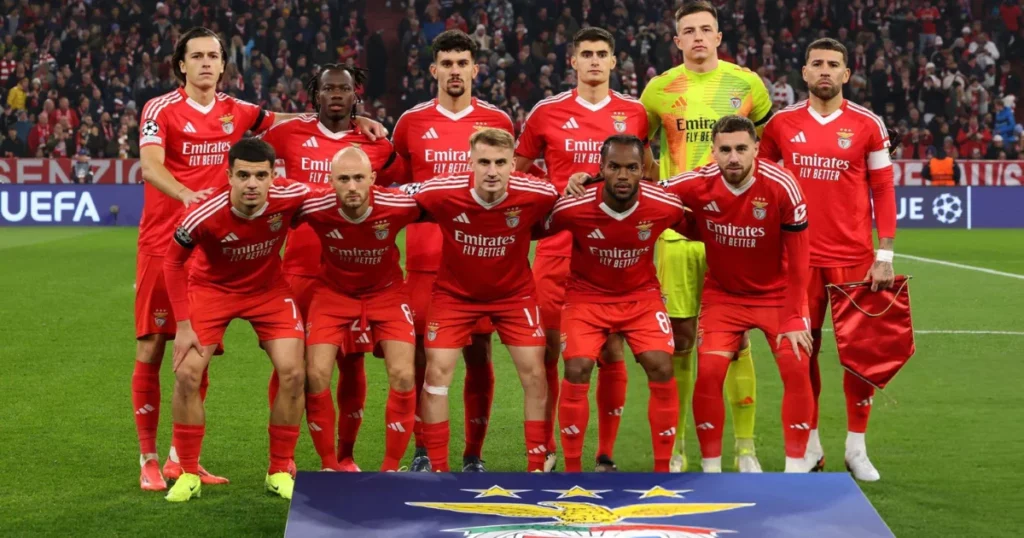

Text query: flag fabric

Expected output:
[827,276,915,390]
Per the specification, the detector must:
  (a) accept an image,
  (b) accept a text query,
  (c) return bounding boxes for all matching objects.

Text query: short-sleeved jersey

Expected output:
[138,88,273,256]
[391,98,515,272]
[168,178,311,295]
[759,99,892,267]
[259,114,402,277]
[662,160,807,306]
[544,181,685,303]
[515,89,649,257]
[410,172,559,306]
[295,186,421,297]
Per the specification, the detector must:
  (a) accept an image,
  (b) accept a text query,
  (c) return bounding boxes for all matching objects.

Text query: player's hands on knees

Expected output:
[778,330,813,358]
[179,187,215,208]
[173,321,203,372]
[353,116,389,140]
[565,173,590,197]
[865,261,895,292]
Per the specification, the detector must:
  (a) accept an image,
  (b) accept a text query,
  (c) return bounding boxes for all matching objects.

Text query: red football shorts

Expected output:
[406,271,492,339]
[135,253,176,338]
[306,284,416,352]
[698,301,809,354]
[188,283,305,347]
[533,255,570,331]
[284,273,319,318]
[806,261,874,330]
[425,299,545,349]
[561,299,675,361]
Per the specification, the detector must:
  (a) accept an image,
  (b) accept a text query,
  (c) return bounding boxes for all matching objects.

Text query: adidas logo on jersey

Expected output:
[302,136,319,148]
[587,229,605,239]
[703,201,721,212]
[422,127,439,139]
[562,117,580,130]
[183,122,197,134]
[326,229,343,239]
[355,332,371,345]
[387,422,407,433]
[790,131,807,143]
[221,233,239,242]
[453,213,471,224]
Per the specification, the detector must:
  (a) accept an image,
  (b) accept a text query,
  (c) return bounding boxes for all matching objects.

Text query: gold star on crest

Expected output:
[461,485,531,499]
[624,486,693,499]
[542,486,612,499]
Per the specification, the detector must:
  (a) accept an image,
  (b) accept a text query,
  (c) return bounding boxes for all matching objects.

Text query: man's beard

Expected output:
[809,82,842,101]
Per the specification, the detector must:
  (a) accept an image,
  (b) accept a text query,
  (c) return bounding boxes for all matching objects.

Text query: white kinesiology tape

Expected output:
[423,384,449,396]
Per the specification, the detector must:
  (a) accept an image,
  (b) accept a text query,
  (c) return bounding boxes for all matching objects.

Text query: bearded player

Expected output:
[541,135,683,472]
[162,139,313,502]
[408,128,557,472]
[392,30,514,473]
[641,1,773,473]
[758,38,897,481]
[261,64,405,471]
[294,147,418,472]
[513,28,650,471]
[663,116,816,473]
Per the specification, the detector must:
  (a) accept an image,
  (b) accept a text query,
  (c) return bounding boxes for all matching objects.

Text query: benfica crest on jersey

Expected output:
[154,309,168,327]
[636,221,654,241]
[268,213,283,232]
[427,322,440,342]
[373,220,391,240]
[752,197,768,220]
[837,128,854,149]
[730,90,744,109]
[560,332,568,353]
[611,113,628,133]
[505,207,522,228]
[220,114,235,134]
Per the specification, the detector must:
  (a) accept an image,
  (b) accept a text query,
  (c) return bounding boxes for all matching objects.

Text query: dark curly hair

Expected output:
[304,64,368,116]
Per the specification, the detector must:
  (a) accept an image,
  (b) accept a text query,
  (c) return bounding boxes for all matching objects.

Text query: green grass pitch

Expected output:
[1,228,1022,536]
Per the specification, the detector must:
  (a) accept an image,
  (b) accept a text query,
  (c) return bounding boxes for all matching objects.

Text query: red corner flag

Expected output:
[827,276,916,390]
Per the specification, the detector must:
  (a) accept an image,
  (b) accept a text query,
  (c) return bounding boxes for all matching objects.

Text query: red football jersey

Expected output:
[138,88,274,256]
[259,114,403,277]
[663,160,808,307]
[759,99,891,267]
[391,98,515,272]
[544,181,684,303]
[410,172,559,306]
[295,186,421,297]
[164,179,312,320]
[516,89,649,257]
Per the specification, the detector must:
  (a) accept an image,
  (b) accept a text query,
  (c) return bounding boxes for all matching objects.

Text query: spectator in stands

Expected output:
[27,111,51,157]
[771,77,794,109]
[957,116,992,158]
[1,125,26,157]
[986,135,1019,159]
[993,98,1018,142]
[44,121,75,158]
[7,77,27,111]
[923,146,961,185]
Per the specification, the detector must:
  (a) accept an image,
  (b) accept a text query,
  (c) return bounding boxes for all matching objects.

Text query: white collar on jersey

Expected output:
[807,103,844,126]
[231,201,269,220]
[599,199,640,221]
[435,102,475,121]
[575,94,612,112]
[317,122,351,140]
[339,204,373,224]
[721,171,757,196]
[471,187,508,209]
[185,96,216,115]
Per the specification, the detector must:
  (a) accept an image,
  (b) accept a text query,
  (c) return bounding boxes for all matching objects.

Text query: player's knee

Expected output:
[638,354,674,382]
[276,362,305,392]
[563,358,595,384]
[387,364,416,392]
[174,366,203,394]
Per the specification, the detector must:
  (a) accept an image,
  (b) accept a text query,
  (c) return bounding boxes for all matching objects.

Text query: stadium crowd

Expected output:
[1,0,1024,161]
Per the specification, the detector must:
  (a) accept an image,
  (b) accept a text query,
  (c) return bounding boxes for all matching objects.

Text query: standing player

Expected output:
[409,128,557,472]
[758,38,897,481]
[513,28,650,471]
[542,135,682,472]
[662,116,815,473]
[391,30,514,473]
[260,64,405,471]
[641,1,773,473]
[162,139,311,502]
[294,147,418,472]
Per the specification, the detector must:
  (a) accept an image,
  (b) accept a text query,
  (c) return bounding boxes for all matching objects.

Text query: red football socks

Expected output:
[382,388,416,471]
[268,424,300,475]
[809,330,823,429]
[171,423,205,474]
[648,379,679,472]
[596,360,627,459]
[335,355,366,460]
[776,347,813,458]
[524,420,548,472]
[305,388,338,469]
[422,421,450,472]
[692,353,730,458]
[463,360,494,459]
[544,357,560,451]
[558,380,590,472]
[131,360,161,455]
[844,370,875,434]
[413,360,426,449]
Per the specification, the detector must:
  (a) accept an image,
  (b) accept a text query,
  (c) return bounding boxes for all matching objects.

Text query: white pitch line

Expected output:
[822,329,1024,335]
[896,253,1024,281]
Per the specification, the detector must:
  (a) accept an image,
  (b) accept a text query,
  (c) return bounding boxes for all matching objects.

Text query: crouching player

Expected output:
[662,116,816,473]
[163,139,311,501]
[294,147,418,472]
[542,134,682,472]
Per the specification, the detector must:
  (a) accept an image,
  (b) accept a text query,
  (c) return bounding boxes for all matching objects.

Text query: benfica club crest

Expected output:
[220,114,235,134]
[837,128,854,149]
[154,309,168,327]
[505,207,522,228]
[752,197,768,220]
[611,113,627,133]
[729,90,744,109]
[373,220,391,240]
[427,322,440,342]
[636,221,654,241]
[560,332,568,353]
[268,213,283,232]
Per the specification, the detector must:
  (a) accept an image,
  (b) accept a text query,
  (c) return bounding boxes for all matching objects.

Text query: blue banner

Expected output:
[286,472,893,538]
[895,186,969,228]
[0,184,143,226]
